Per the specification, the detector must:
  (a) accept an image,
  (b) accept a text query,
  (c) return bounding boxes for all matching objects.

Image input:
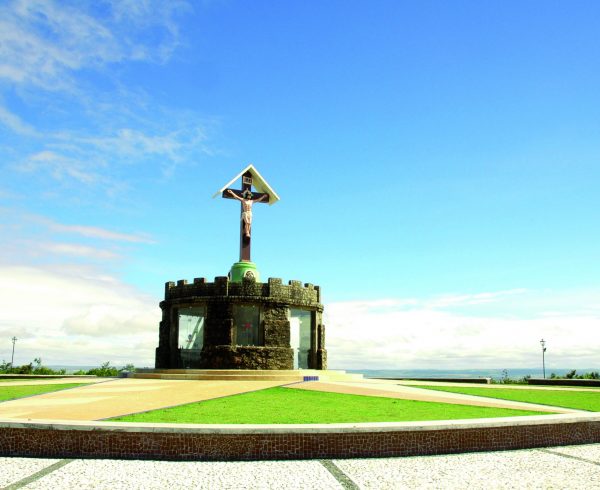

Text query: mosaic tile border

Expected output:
[1,414,599,461]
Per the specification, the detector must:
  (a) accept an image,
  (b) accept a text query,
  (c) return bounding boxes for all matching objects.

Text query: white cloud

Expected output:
[18,150,103,185]
[1,117,210,205]
[31,214,155,244]
[0,104,38,136]
[424,289,528,309]
[81,127,208,161]
[325,293,600,370]
[38,242,120,260]
[0,212,159,366]
[0,265,159,366]
[0,0,189,91]
[0,209,155,258]
[10,122,212,195]
[0,1,214,200]
[1,259,597,371]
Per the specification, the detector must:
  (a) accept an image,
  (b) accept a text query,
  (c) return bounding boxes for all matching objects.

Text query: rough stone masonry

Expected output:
[155,276,327,370]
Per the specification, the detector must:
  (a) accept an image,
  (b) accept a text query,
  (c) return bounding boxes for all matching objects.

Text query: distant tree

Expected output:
[548,370,599,380]
[86,362,119,377]
[119,363,136,373]
[31,358,66,375]
[0,358,63,375]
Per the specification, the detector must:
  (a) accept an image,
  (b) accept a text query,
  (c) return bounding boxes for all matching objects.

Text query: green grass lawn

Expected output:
[0,378,74,382]
[417,385,600,411]
[0,383,86,402]
[110,387,550,424]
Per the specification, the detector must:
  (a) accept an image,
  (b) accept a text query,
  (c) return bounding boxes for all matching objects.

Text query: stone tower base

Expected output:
[155,276,327,370]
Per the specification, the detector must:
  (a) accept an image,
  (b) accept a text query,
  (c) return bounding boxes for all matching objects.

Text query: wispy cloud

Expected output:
[44,219,155,243]
[32,214,155,244]
[38,243,120,260]
[0,104,38,136]
[11,122,212,193]
[18,150,104,186]
[423,289,528,309]
[0,0,189,91]
[0,0,211,199]
[0,210,154,267]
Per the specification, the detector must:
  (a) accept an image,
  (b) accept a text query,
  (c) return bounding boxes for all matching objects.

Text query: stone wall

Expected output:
[2,415,600,461]
[155,276,326,370]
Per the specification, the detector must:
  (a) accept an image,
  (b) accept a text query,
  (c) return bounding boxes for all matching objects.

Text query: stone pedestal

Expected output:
[155,276,326,370]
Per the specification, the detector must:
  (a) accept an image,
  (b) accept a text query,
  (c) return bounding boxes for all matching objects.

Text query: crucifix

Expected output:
[220,168,273,262]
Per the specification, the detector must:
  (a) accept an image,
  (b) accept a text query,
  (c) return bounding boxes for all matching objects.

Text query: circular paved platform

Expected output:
[1,376,599,460]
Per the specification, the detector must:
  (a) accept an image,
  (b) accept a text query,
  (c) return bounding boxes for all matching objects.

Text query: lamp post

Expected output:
[540,338,547,379]
[11,336,17,367]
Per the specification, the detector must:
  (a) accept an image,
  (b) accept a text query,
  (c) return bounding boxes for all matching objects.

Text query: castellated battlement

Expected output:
[164,276,321,305]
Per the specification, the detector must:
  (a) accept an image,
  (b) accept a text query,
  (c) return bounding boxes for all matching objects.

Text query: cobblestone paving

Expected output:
[2,444,600,489]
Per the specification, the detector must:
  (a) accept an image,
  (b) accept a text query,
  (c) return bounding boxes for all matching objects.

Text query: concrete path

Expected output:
[398,379,600,392]
[286,379,584,414]
[0,378,288,421]
[2,443,600,489]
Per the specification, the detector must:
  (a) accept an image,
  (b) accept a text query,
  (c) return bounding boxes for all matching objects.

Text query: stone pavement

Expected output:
[0,378,287,420]
[399,379,600,392]
[1,443,600,489]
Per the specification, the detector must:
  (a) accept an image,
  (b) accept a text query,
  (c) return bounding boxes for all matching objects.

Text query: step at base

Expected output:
[128,369,363,382]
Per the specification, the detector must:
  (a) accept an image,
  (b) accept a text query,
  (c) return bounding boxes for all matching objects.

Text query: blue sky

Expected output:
[1,0,599,369]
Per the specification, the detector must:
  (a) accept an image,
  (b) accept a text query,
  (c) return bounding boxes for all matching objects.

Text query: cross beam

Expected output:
[221,171,269,262]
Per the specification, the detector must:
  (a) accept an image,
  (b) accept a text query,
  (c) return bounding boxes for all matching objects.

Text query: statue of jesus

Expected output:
[226,189,268,238]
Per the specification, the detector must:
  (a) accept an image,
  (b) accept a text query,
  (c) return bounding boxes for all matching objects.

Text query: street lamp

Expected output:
[11,336,17,367]
[540,338,547,379]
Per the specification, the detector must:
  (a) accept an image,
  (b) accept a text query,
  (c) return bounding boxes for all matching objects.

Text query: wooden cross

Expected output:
[221,170,270,262]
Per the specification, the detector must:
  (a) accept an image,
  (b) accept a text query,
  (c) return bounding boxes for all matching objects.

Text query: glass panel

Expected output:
[290,309,312,369]
[234,305,261,346]
[178,306,205,350]
[290,316,300,368]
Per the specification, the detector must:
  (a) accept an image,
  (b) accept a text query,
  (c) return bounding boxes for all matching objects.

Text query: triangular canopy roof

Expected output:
[213,164,280,205]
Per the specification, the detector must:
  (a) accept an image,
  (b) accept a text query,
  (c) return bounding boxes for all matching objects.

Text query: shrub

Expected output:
[0,359,134,377]
[491,370,530,384]
[86,361,119,377]
[549,370,600,380]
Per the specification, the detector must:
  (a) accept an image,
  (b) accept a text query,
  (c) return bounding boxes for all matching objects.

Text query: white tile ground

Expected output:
[545,443,600,463]
[334,448,600,489]
[4,444,600,490]
[0,457,61,487]
[23,459,342,490]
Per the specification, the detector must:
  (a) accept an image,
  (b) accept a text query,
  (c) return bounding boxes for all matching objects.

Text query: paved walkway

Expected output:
[0,378,287,420]
[0,377,592,421]
[1,443,600,489]
[399,379,600,392]
[286,379,583,414]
